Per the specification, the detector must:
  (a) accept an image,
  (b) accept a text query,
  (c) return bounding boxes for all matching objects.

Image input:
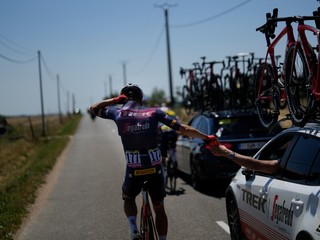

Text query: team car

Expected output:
[175,109,278,189]
[225,122,320,240]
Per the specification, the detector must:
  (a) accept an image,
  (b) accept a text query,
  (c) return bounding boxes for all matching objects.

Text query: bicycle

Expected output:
[284,8,320,126]
[165,143,177,193]
[139,181,159,240]
[223,55,244,108]
[255,8,320,128]
[234,52,258,108]
[255,8,296,128]
[180,67,198,115]
[199,57,225,111]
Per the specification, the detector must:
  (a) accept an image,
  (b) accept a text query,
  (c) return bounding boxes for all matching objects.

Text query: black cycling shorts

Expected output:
[122,166,166,203]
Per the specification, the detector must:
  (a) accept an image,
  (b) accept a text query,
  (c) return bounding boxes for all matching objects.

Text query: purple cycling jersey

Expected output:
[99,101,181,168]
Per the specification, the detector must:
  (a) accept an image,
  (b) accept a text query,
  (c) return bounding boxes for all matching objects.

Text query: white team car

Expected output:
[225,122,320,240]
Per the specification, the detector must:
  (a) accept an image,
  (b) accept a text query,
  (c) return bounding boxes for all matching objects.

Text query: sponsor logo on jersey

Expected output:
[126,122,150,133]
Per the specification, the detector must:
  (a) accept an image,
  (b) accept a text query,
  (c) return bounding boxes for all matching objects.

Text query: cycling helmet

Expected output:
[120,83,143,103]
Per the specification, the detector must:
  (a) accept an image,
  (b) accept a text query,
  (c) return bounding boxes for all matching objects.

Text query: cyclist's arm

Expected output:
[90,98,115,116]
[211,144,279,175]
[178,124,209,140]
[90,95,127,116]
[155,109,210,140]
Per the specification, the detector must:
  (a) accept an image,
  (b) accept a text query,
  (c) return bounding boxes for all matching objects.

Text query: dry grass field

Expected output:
[0,114,81,240]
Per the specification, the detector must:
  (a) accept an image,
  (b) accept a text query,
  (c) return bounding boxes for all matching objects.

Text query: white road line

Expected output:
[216,221,230,234]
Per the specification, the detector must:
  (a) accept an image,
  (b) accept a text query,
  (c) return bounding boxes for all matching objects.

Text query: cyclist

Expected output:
[90,83,215,240]
[87,108,96,121]
[158,107,178,180]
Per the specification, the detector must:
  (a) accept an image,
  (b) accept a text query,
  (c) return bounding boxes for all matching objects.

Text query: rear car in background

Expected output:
[176,109,279,189]
[226,122,320,240]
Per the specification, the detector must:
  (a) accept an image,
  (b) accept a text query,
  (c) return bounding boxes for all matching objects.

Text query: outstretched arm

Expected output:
[178,124,209,140]
[210,144,279,175]
[90,94,127,116]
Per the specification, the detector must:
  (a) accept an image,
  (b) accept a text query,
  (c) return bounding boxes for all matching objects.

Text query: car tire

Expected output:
[190,159,202,190]
[226,191,245,240]
[296,231,313,240]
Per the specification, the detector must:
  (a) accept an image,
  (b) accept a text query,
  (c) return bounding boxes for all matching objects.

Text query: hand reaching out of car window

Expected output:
[209,142,279,175]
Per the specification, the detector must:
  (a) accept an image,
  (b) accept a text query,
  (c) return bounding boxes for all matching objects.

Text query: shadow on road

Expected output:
[177,170,231,198]
[166,187,186,196]
[196,179,231,198]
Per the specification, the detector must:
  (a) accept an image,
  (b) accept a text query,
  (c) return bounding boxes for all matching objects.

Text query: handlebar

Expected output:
[256,8,320,47]
[257,8,320,36]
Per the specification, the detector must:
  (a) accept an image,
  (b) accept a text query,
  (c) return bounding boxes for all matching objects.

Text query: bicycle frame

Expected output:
[257,21,295,102]
[296,21,320,100]
[140,181,158,240]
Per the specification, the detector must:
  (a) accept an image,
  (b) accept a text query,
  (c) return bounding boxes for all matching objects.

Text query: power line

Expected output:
[0,39,32,56]
[134,25,164,76]
[40,53,56,81]
[0,53,37,64]
[0,33,35,55]
[172,0,253,28]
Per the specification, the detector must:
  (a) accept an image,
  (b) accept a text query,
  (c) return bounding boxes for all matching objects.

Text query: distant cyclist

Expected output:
[90,83,216,240]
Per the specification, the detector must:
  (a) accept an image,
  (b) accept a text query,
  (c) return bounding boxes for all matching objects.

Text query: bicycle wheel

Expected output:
[255,63,280,128]
[210,76,224,110]
[166,159,176,193]
[147,213,157,240]
[285,44,314,126]
[140,205,157,240]
[181,86,192,115]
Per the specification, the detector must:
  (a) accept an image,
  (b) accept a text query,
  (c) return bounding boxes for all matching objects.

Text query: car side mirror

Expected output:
[242,169,255,181]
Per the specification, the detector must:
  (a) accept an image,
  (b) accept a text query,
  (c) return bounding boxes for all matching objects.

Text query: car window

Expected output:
[251,134,294,176]
[257,134,295,162]
[190,116,201,129]
[307,151,320,185]
[197,117,210,135]
[215,116,265,137]
[283,135,320,184]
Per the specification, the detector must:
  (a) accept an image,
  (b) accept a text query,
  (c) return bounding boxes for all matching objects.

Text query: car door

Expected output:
[266,134,320,239]
[176,116,201,174]
[235,133,296,240]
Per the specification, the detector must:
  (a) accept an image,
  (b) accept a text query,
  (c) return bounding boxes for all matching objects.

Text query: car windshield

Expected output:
[215,116,266,138]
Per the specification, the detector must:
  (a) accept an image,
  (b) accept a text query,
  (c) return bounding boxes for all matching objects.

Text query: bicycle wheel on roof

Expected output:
[285,44,314,126]
[255,63,280,128]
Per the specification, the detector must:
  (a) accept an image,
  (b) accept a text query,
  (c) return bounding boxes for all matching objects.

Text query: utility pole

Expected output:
[121,61,128,86]
[37,50,46,136]
[57,74,62,123]
[104,80,107,97]
[67,91,70,116]
[72,93,75,113]
[109,75,113,97]
[155,3,177,106]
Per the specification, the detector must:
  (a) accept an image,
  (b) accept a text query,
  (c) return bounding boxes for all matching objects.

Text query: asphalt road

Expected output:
[15,115,231,240]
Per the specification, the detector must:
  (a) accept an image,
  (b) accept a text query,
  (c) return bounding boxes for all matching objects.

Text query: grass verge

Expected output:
[0,114,82,240]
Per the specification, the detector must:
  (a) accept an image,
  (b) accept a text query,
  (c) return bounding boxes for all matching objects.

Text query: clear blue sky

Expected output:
[1,0,319,116]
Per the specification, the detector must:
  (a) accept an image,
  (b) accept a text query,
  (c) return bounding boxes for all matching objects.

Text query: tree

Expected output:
[148,87,167,107]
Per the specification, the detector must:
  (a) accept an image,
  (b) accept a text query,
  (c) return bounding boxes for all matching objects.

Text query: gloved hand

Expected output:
[113,94,128,104]
[204,135,219,150]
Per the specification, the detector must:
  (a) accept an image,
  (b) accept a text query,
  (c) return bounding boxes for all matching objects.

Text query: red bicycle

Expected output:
[255,8,295,128]
[139,181,158,240]
[256,8,320,128]
[284,8,320,126]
